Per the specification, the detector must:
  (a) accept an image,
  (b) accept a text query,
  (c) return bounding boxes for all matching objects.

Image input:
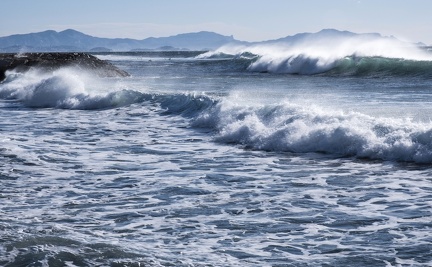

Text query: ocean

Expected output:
[1,36,432,266]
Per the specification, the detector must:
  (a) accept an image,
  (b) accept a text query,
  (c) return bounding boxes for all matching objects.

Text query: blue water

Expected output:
[1,47,432,266]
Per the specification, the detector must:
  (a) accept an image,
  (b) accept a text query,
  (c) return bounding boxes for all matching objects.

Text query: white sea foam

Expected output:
[194,98,432,163]
[1,50,432,266]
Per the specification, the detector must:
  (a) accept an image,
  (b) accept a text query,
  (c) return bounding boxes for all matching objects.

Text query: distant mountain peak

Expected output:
[265,28,396,45]
[317,28,352,34]
[60,29,80,33]
[313,29,385,39]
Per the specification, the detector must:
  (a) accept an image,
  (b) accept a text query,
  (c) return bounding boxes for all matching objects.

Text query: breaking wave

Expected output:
[193,99,432,164]
[0,68,145,109]
[0,67,217,113]
[198,29,432,76]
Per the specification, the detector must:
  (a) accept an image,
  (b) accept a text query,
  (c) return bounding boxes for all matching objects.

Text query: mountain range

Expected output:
[0,29,243,52]
[0,29,427,53]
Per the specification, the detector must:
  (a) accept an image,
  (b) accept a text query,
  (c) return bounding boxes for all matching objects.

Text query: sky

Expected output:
[1,0,431,44]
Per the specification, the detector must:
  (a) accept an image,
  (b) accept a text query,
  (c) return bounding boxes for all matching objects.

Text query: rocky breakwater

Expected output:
[0,52,129,81]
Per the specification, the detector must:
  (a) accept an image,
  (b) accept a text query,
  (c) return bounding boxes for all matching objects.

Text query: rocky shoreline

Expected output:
[0,52,129,81]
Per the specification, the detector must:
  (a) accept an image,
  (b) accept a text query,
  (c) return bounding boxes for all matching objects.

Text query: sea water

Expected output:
[1,44,432,266]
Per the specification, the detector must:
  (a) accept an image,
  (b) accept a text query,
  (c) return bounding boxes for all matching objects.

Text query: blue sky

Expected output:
[2,0,431,44]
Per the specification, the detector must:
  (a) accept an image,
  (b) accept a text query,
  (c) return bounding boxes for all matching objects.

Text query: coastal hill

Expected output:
[0,29,242,52]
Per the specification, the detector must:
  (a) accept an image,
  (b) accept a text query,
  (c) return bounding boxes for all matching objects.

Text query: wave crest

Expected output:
[199,30,432,76]
[193,100,432,163]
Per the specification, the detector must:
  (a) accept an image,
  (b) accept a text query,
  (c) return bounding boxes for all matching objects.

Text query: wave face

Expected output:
[193,99,432,163]
[198,29,432,76]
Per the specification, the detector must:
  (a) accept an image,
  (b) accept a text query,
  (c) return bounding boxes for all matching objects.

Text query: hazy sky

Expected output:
[2,0,431,44]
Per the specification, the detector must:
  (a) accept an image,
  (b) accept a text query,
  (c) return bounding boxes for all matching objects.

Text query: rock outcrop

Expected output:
[0,52,129,81]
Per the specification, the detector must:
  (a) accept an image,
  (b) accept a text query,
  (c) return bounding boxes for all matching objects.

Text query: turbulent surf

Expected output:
[1,30,432,266]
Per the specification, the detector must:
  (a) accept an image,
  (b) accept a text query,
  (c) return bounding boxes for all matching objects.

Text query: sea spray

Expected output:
[198,29,432,75]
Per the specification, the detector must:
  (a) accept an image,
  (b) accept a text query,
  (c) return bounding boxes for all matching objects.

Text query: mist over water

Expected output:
[1,32,432,266]
[199,29,432,75]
